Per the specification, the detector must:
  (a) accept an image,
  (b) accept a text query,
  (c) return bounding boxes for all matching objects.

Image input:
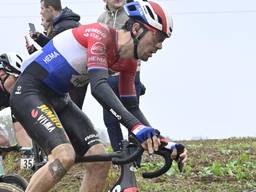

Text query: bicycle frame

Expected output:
[109,141,139,192]
[76,138,180,192]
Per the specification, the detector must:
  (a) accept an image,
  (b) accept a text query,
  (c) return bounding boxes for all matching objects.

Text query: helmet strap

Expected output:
[131,27,148,59]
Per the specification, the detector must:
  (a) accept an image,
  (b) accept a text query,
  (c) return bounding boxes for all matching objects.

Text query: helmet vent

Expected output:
[169,26,172,33]
[146,5,155,20]
[16,54,23,62]
[128,5,137,11]
[16,62,21,68]
[157,15,163,25]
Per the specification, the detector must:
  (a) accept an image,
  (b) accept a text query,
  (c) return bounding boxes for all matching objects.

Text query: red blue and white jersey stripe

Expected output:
[22,23,138,96]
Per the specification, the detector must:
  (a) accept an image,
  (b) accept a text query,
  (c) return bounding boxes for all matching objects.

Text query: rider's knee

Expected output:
[47,144,75,182]
[86,160,111,175]
[85,144,111,173]
[51,143,76,169]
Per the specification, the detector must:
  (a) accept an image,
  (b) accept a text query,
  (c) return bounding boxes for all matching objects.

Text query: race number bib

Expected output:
[20,157,34,170]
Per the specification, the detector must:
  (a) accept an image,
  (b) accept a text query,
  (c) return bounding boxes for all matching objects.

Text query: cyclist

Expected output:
[10,0,187,191]
[98,0,146,156]
[0,53,32,148]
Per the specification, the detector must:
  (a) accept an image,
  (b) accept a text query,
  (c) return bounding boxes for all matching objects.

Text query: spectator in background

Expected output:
[41,16,53,37]
[26,0,87,109]
[25,17,53,54]
[98,0,146,154]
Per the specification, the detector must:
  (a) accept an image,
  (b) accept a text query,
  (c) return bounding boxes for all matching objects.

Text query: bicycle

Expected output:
[1,107,185,191]
[0,145,29,192]
[0,107,47,172]
[0,138,183,192]
[76,137,185,192]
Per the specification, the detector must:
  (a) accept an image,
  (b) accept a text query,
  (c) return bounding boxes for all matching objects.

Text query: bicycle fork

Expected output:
[110,162,139,192]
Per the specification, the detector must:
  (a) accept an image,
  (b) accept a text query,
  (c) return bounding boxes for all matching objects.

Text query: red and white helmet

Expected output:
[124,0,173,37]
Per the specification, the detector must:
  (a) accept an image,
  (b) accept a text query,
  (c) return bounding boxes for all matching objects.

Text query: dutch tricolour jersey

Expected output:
[21,23,138,96]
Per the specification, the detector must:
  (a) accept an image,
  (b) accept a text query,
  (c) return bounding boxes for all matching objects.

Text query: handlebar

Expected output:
[75,139,143,165]
[142,143,185,178]
[142,148,173,178]
[75,137,185,179]
[0,145,21,153]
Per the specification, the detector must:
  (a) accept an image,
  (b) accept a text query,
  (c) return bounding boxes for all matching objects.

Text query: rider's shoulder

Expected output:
[79,23,116,35]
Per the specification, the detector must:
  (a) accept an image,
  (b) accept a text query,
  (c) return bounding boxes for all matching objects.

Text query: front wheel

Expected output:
[0,183,24,192]
[0,174,28,191]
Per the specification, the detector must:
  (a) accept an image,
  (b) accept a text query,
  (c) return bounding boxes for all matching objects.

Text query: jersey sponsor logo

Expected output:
[84,32,103,41]
[37,115,56,133]
[14,85,22,95]
[109,108,122,120]
[111,185,121,192]
[84,134,97,142]
[43,51,60,64]
[31,104,63,133]
[37,105,62,128]
[31,109,38,118]
[88,56,106,63]
[84,28,107,39]
[84,134,100,145]
[87,139,100,145]
[91,42,105,55]
[70,75,89,87]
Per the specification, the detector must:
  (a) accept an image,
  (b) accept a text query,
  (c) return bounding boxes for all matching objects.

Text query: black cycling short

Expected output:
[0,89,10,110]
[10,64,100,156]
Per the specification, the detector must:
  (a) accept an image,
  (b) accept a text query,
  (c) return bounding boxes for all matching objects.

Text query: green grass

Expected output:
[3,137,256,192]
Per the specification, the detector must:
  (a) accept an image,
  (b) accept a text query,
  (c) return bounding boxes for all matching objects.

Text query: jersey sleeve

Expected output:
[118,59,137,97]
[118,59,151,126]
[72,23,109,71]
[86,25,109,71]
[89,69,141,130]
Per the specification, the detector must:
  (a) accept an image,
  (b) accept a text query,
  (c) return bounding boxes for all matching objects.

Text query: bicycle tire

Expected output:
[0,182,24,192]
[0,174,28,190]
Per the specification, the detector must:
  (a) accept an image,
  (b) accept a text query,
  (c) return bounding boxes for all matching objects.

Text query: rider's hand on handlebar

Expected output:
[161,138,188,169]
[169,143,188,164]
[131,124,160,154]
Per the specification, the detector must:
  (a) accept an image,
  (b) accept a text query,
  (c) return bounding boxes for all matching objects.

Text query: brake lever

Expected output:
[112,137,143,165]
[174,144,185,172]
